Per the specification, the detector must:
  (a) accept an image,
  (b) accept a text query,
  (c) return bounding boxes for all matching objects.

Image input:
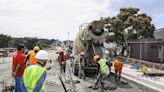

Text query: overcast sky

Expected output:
[0,0,164,41]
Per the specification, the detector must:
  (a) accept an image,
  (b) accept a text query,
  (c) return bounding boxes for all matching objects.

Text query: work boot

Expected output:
[92,84,98,90]
[83,76,86,81]
[92,86,98,90]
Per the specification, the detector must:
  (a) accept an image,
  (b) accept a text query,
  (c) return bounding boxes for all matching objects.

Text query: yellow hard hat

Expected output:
[93,55,100,62]
[80,52,85,55]
[33,46,40,51]
[141,65,148,73]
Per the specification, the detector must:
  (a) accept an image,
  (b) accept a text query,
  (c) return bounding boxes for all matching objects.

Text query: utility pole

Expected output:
[68,32,70,47]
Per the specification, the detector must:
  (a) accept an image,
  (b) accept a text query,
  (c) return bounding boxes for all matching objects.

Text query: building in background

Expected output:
[128,28,164,63]
[128,38,164,63]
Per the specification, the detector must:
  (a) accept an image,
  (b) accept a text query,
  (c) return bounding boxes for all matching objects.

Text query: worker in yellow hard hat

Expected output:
[78,51,86,80]
[93,55,110,90]
[26,48,35,66]
[114,56,123,83]
[29,46,40,65]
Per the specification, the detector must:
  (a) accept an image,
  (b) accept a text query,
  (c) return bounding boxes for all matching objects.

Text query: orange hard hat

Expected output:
[93,55,100,62]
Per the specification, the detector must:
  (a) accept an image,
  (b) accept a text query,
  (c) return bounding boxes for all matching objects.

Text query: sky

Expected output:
[0,0,164,41]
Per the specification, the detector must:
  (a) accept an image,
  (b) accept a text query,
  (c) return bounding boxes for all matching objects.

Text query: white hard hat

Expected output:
[35,50,49,61]
[105,50,109,54]
[57,47,64,53]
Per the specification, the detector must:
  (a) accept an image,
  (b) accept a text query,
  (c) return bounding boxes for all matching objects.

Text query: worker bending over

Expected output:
[93,55,110,90]
[114,57,123,83]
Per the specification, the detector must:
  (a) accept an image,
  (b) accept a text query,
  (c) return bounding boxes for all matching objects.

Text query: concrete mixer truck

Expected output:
[72,20,110,76]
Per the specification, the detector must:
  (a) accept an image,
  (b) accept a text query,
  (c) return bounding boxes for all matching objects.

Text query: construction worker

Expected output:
[29,46,40,65]
[12,44,26,92]
[21,50,49,92]
[114,57,123,83]
[26,48,34,66]
[78,52,86,80]
[93,55,110,90]
[57,50,67,75]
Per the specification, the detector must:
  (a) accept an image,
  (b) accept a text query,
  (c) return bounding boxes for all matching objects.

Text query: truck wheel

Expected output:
[74,65,79,76]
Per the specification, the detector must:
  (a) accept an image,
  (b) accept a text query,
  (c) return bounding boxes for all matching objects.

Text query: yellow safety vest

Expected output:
[98,59,109,75]
[80,56,85,67]
[23,65,47,92]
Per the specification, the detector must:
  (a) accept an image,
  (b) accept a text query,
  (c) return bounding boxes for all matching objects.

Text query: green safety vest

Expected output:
[98,59,109,75]
[23,65,47,92]
[80,56,85,67]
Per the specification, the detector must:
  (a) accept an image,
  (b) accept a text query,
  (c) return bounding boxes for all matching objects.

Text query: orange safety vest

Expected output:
[114,60,123,73]
[29,53,38,65]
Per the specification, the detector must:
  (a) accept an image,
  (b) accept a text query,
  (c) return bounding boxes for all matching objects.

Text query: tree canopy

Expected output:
[102,7,155,43]
[0,34,11,48]
[0,34,56,49]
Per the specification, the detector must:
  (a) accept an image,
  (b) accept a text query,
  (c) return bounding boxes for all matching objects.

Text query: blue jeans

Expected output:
[15,77,22,92]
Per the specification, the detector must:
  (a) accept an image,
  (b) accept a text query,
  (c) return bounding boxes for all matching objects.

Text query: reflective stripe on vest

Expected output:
[98,59,109,75]
[23,65,47,92]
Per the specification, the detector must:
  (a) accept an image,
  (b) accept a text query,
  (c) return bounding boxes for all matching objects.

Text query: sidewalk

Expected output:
[112,64,164,92]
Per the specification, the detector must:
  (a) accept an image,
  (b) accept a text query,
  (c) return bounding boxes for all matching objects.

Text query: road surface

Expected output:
[0,50,153,92]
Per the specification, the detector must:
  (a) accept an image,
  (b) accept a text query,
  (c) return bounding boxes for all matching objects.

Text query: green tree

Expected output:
[103,7,155,43]
[24,37,39,49]
[0,34,56,49]
[0,34,11,48]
